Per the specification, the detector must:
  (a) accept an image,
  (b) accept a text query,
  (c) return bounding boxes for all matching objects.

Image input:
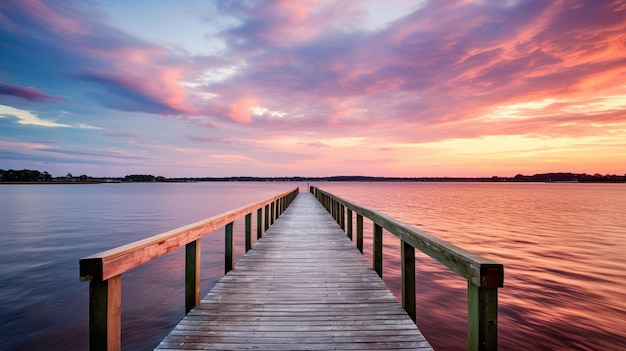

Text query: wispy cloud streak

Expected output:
[0,82,62,102]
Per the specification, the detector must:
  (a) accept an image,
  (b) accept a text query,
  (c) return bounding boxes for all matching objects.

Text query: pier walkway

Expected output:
[155,192,433,350]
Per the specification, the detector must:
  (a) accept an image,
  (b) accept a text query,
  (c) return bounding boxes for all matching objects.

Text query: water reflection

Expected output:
[1,182,625,350]
[0,182,298,350]
[318,182,626,350]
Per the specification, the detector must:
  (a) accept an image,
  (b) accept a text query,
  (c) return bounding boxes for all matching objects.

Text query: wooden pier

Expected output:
[80,186,503,351]
[156,191,432,350]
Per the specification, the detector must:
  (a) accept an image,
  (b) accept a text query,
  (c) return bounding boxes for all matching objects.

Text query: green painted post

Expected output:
[468,282,499,351]
[340,204,345,230]
[356,214,364,253]
[245,213,252,252]
[373,223,383,277]
[89,275,121,351]
[264,204,270,231]
[257,208,263,239]
[401,240,416,322]
[185,239,201,313]
[225,222,234,274]
[347,209,353,240]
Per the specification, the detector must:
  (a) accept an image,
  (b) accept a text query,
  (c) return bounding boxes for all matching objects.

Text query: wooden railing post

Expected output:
[337,202,342,226]
[310,186,503,350]
[270,202,275,225]
[89,275,121,351]
[80,188,299,351]
[185,239,201,313]
[401,240,416,322]
[347,209,353,240]
[257,208,263,239]
[340,204,345,230]
[336,201,340,225]
[356,214,363,253]
[373,223,383,277]
[468,283,499,351]
[225,222,234,274]
[245,213,252,252]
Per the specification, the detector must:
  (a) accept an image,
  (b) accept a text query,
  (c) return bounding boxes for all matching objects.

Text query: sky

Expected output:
[1,0,625,178]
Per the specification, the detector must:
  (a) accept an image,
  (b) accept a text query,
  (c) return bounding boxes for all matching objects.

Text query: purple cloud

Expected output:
[0,82,62,102]
[207,0,626,141]
[2,0,625,148]
[71,70,186,115]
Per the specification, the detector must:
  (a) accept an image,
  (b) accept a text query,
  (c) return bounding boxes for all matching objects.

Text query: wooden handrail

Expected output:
[79,187,299,351]
[310,186,504,351]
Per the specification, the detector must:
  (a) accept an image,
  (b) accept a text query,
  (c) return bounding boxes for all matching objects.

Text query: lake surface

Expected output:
[0,182,624,350]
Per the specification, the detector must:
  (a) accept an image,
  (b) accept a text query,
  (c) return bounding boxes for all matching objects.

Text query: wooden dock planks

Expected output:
[155,192,433,351]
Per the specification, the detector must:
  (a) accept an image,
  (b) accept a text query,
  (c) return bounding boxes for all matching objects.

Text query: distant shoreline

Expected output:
[2,178,625,184]
[0,181,104,185]
[3,170,625,183]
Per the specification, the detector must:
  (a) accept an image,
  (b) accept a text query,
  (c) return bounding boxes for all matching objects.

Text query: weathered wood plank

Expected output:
[155,192,432,351]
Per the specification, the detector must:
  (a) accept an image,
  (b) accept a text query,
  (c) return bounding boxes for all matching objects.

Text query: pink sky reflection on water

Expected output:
[317,182,626,350]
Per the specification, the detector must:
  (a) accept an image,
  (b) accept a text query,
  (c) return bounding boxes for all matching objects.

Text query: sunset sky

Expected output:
[1,0,625,177]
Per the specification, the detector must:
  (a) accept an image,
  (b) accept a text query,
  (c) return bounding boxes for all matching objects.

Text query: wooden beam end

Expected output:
[481,264,504,288]
[80,257,103,282]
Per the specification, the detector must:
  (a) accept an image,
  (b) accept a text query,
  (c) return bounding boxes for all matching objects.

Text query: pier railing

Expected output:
[79,187,299,351]
[311,186,504,351]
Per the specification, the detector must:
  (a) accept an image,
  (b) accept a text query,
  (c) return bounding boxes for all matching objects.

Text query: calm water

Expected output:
[0,182,625,350]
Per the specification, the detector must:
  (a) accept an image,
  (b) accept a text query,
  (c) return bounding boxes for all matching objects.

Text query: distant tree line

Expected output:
[2,169,626,183]
[511,172,626,182]
[0,169,53,182]
[123,174,166,182]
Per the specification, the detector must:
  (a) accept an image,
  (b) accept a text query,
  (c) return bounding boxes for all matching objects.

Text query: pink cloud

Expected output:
[4,0,626,146]
[0,0,97,39]
[2,0,221,118]
[187,135,234,144]
[305,141,330,148]
[218,0,366,50]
